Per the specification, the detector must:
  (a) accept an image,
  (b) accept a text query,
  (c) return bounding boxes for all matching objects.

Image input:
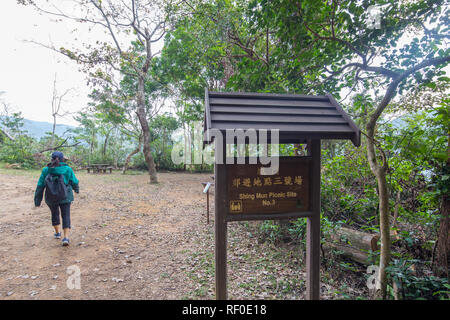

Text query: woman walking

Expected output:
[34,151,79,246]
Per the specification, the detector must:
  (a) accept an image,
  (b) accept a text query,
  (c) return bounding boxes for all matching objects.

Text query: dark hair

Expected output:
[47,157,60,168]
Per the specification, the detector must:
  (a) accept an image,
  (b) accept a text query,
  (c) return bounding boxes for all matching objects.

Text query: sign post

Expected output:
[214,141,322,300]
[204,90,361,300]
[306,140,321,300]
[214,144,228,299]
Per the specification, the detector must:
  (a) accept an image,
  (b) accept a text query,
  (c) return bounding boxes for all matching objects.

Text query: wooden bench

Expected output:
[86,164,113,174]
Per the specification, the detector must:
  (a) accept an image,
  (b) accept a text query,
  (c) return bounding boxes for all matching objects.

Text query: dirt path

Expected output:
[0,170,211,299]
[0,168,366,300]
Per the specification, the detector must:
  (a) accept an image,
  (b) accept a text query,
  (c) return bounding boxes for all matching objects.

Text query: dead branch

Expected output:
[39,138,81,153]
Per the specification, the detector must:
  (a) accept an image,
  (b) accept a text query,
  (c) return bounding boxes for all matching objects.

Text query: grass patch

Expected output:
[0,162,41,177]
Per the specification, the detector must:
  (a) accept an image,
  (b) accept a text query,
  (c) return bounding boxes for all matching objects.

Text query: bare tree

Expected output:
[25,0,175,183]
[50,74,73,148]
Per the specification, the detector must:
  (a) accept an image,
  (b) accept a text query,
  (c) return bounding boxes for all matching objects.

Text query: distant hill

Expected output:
[22,119,77,140]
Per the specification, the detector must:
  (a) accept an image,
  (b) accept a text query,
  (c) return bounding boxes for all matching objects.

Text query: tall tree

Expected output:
[231,0,449,297]
[25,0,177,183]
[72,111,99,165]
[431,99,450,278]
[87,84,144,173]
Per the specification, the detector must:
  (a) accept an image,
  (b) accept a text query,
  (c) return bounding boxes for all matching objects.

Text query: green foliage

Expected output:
[258,220,282,243]
[382,101,448,227]
[321,144,379,229]
[239,0,450,94]
[258,215,341,247]
[287,218,307,242]
[386,258,449,300]
[0,111,35,168]
[150,113,181,171]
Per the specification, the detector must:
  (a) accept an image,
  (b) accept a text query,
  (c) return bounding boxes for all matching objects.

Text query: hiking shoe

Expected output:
[54,232,61,239]
[62,238,70,246]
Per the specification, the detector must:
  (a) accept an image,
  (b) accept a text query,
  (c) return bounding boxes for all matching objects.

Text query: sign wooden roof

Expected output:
[204,89,360,146]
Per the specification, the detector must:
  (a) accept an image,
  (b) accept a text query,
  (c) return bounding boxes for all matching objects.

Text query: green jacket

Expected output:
[34,162,79,206]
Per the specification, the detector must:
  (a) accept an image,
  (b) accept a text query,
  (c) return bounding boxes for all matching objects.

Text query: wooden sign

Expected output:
[214,144,321,301]
[227,158,310,216]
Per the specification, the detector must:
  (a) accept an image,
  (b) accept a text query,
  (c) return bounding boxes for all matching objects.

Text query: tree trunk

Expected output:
[0,128,14,141]
[89,132,95,166]
[322,242,372,265]
[122,136,142,174]
[375,165,391,299]
[433,190,450,278]
[189,124,194,172]
[433,134,450,278]
[392,189,401,228]
[365,81,400,299]
[162,128,166,163]
[331,226,379,251]
[102,130,110,157]
[136,76,158,184]
[325,226,400,265]
[366,126,391,299]
[51,114,56,149]
[183,123,188,171]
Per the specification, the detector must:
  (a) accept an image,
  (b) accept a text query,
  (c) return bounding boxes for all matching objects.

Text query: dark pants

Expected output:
[48,203,71,229]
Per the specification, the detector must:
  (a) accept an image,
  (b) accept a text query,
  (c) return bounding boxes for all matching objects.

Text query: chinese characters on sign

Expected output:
[227,158,310,215]
[231,175,303,188]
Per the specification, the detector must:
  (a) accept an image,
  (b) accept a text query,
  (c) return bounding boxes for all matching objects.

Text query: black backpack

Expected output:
[44,173,68,203]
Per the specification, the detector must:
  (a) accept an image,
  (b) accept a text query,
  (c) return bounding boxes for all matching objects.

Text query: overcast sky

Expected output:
[1,1,446,128]
[0,1,165,127]
[0,1,90,126]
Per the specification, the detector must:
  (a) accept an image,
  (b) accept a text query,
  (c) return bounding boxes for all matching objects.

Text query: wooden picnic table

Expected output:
[86,164,113,174]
